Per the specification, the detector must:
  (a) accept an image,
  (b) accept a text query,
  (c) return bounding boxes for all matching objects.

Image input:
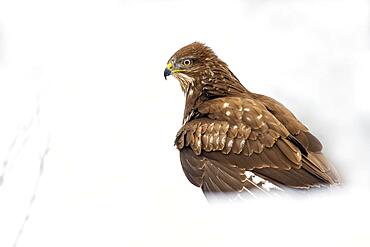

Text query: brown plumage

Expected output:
[164,42,340,198]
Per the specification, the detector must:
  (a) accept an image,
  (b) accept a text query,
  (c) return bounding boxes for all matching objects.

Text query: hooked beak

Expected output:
[164,62,173,80]
[164,67,172,80]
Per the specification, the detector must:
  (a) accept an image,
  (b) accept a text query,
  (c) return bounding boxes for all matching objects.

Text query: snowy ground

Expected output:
[0,0,369,246]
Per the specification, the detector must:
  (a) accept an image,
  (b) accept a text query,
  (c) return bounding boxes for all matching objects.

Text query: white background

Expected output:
[0,0,369,246]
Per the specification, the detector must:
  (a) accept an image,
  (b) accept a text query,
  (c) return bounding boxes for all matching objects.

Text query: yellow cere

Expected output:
[167,62,186,73]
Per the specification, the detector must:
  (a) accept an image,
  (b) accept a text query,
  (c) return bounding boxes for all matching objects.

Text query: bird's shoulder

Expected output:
[253,93,307,133]
[175,96,294,158]
[253,93,323,152]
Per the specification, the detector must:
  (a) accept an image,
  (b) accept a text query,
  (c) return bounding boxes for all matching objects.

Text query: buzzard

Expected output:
[164,42,340,198]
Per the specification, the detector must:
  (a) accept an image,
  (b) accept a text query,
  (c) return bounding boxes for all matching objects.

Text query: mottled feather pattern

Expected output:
[175,97,296,160]
[180,149,284,197]
[256,94,323,152]
[166,42,340,197]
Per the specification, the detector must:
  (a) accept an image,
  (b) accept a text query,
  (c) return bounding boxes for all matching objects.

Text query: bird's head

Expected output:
[164,42,229,92]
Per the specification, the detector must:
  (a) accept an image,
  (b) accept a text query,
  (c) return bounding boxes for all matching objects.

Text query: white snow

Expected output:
[0,0,369,247]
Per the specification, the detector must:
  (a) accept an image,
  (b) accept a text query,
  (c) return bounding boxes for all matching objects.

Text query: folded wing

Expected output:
[175,97,340,195]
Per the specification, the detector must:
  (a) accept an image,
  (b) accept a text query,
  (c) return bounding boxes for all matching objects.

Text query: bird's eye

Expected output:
[183,59,192,66]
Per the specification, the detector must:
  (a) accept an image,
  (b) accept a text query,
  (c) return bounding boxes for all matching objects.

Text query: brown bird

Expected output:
[164,42,340,198]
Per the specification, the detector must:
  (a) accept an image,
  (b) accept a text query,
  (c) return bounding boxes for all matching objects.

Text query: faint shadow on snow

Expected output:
[0,102,50,247]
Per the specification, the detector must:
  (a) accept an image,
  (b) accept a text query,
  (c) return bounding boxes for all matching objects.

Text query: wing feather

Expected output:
[176,96,340,195]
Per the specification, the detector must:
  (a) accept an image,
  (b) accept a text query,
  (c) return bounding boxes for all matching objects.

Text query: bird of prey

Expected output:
[164,42,340,198]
